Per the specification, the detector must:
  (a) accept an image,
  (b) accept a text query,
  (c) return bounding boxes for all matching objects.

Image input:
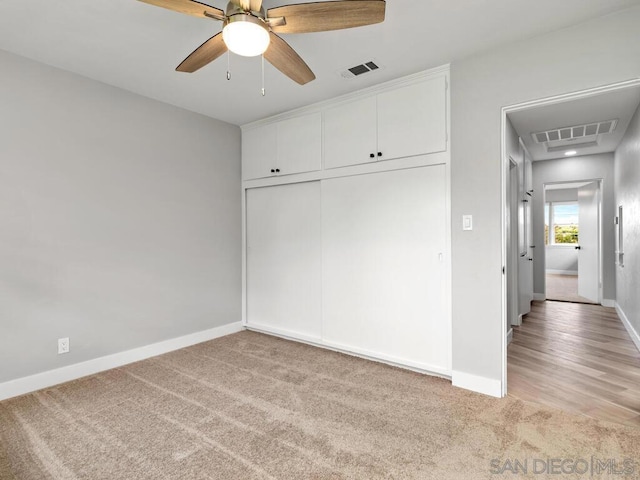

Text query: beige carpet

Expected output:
[546,274,597,304]
[1,331,639,479]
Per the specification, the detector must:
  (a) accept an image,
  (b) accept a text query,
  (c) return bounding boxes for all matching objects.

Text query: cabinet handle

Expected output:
[377,152,382,157]
[369,153,375,158]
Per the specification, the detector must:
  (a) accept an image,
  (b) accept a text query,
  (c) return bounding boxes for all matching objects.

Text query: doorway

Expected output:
[543,180,602,304]
[500,78,640,398]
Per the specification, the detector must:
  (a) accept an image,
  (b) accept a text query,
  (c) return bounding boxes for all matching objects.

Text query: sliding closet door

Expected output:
[322,165,449,373]
[246,182,322,340]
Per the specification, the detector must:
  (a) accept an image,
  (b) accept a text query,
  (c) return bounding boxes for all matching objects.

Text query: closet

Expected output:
[243,66,451,376]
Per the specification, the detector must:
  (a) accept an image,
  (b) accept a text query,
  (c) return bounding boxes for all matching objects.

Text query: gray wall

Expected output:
[545,248,578,273]
[614,101,640,337]
[0,50,242,383]
[450,6,640,384]
[532,154,616,300]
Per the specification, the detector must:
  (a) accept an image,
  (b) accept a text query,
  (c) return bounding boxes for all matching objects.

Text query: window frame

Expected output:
[545,200,580,247]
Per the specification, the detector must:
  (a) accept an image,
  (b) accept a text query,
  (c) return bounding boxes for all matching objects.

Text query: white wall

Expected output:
[614,101,640,342]
[0,50,242,383]
[532,154,615,299]
[546,188,578,203]
[450,6,640,389]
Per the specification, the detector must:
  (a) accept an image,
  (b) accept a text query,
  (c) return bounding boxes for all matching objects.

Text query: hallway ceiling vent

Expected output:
[531,119,618,144]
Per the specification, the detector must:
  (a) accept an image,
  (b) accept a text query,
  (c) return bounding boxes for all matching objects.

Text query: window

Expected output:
[544,201,579,245]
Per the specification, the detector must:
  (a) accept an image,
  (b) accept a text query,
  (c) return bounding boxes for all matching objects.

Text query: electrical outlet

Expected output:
[58,337,70,354]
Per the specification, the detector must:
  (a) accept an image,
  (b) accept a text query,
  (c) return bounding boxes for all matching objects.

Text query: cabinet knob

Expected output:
[270,169,275,173]
[377,152,382,157]
[369,153,375,158]
[275,168,280,173]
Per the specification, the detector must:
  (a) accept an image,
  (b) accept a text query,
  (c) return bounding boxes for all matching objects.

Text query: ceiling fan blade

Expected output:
[268,0,385,34]
[176,33,227,73]
[250,0,263,12]
[264,32,315,85]
[230,0,251,11]
[138,0,224,19]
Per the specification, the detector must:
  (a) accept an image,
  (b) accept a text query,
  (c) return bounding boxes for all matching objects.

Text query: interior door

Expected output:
[518,150,533,316]
[577,181,599,302]
[246,182,322,339]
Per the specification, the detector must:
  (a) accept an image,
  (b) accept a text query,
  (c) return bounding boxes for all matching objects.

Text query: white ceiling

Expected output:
[1,0,640,125]
[509,85,640,161]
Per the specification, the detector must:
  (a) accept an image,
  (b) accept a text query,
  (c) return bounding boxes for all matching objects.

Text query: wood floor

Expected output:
[546,273,596,304]
[508,300,640,428]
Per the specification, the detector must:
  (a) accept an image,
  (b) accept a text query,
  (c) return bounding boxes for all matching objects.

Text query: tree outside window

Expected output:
[544,202,579,245]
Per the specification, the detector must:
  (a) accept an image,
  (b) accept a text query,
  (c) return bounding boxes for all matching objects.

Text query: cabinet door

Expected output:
[323,96,377,169]
[242,123,277,181]
[377,76,447,161]
[246,182,322,339]
[322,165,449,372]
[277,112,322,176]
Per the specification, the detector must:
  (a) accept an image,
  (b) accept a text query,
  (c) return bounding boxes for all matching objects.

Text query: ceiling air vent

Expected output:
[340,61,381,79]
[532,119,618,144]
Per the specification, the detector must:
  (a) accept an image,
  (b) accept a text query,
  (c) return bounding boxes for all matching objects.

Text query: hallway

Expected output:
[508,300,640,428]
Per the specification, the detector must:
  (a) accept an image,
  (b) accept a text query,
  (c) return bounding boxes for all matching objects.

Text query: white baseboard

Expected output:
[616,303,640,353]
[507,328,513,345]
[451,370,502,398]
[514,314,523,326]
[602,299,616,308]
[0,321,243,402]
[246,323,451,378]
[546,269,578,275]
[533,293,546,301]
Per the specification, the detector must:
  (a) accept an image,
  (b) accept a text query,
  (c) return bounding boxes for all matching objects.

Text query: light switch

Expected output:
[462,215,473,231]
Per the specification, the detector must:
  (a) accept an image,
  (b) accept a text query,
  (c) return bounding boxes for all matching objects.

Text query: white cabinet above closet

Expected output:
[323,96,378,169]
[323,75,447,170]
[242,112,321,181]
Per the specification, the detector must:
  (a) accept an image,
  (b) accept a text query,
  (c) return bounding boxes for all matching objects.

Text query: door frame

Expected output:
[499,78,640,397]
[542,179,603,303]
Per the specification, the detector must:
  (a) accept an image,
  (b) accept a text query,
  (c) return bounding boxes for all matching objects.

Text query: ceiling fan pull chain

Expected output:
[261,54,266,96]
[226,50,231,81]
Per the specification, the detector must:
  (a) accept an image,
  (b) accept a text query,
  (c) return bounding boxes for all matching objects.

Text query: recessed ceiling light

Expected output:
[564,150,577,156]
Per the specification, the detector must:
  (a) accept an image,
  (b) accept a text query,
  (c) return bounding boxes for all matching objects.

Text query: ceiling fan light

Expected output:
[223,14,270,57]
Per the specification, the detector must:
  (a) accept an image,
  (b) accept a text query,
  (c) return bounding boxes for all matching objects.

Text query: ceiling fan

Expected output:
[139,0,386,85]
